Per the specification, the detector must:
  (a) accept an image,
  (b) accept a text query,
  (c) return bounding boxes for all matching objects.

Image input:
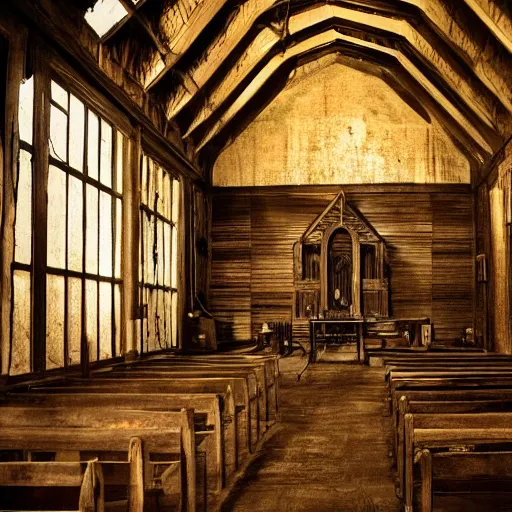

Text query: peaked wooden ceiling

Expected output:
[84,0,512,173]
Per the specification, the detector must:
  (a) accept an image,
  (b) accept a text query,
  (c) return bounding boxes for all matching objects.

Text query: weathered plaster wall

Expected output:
[213,62,471,187]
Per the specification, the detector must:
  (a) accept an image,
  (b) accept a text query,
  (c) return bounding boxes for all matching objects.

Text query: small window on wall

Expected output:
[46,79,124,368]
[139,154,180,352]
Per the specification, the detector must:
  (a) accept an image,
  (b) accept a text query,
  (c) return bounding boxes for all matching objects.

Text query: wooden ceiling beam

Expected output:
[462,0,512,53]
[165,0,512,124]
[181,6,501,147]
[115,0,169,57]
[143,0,231,91]
[193,30,494,163]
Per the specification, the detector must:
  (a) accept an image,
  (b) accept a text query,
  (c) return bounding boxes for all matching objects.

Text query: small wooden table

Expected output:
[309,318,365,363]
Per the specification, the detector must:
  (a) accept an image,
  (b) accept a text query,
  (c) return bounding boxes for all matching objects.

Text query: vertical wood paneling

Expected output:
[211,188,475,343]
[432,194,474,341]
[210,195,251,340]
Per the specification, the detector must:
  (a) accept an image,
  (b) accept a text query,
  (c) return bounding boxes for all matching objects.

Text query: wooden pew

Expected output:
[118,356,279,423]
[417,449,512,512]
[385,361,512,380]
[388,369,512,387]
[37,375,257,458]
[83,372,261,448]
[100,364,271,429]
[0,432,166,512]
[2,391,227,499]
[403,412,512,512]
[394,395,512,498]
[0,459,104,512]
[0,406,195,512]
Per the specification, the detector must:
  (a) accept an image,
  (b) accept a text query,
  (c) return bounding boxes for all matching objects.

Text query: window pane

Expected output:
[115,131,123,193]
[157,219,164,285]
[84,0,128,38]
[99,191,112,277]
[85,279,97,361]
[164,223,171,286]
[19,77,34,145]
[114,284,121,357]
[172,179,180,223]
[86,185,98,274]
[99,281,112,360]
[68,277,82,366]
[141,155,148,206]
[69,95,85,172]
[46,274,65,370]
[171,291,178,348]
[171,226,178,289]
[68,175,83,272]
[51,81,68,111]
[148,158,155,206]
[50,105,68,162]
[15,149,32,265]
[47,166,67,269]
[100,119,112,188]
[115,199,122,279]
[11,270,31,375]
[156,164,163,212]
[163,172,170,220]
[164,291,171,347]
[87,111,99,180]
[146,214,154,285]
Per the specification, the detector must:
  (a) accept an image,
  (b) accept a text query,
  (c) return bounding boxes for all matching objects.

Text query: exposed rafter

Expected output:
[462,0,512,53]
[192,30,493,163]
[80,0,512,172]
[143,0,231,90]
[180,6,501,144]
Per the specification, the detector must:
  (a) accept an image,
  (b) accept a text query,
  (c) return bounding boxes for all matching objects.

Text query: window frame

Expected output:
[11,49,133,375]
[138,151,181,353]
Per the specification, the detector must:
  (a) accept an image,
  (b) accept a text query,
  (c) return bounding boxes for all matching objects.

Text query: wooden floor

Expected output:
[221,356,401,512]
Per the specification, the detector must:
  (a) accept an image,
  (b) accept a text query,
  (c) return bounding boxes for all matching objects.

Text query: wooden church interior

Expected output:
[1,0,512,510]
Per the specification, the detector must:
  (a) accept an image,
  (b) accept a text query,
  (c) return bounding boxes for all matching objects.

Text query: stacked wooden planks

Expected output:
[0,353,280,512]
[384,352,512,512]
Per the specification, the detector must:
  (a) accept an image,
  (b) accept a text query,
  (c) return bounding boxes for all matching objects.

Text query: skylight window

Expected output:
[85,0,129,38]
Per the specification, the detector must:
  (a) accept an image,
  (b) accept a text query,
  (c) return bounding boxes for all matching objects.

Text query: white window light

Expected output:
[85,0,129,38]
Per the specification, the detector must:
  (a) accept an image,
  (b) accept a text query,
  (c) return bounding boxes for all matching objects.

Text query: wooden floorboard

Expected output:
[221,356,401,511]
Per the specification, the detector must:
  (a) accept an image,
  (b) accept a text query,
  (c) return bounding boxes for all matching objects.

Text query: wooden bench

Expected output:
[0,431,172,512]
[403,412,512,512]
[416,449,512,512]
[82,372,261,449]
[2,391,226,499]
[124,355,279,423]
[101,363,272,429]
[0,458,104,512]
[394,395,512,498]
[0,406,195,512]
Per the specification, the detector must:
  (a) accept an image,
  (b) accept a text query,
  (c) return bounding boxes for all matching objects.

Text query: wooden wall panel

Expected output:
[431,194,474,341]
[210,196,252,340]
[210,186,475,343]
[347,193,433,320]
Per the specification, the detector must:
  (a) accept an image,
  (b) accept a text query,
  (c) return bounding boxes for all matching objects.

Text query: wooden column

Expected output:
[31,43,50,372]
[0,18,27,376]
[123,127,140,360]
